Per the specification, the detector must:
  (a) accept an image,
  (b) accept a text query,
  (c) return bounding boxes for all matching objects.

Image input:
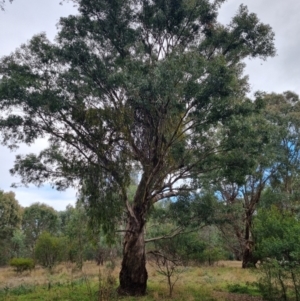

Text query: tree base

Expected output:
[242,250,258,268]
[118,267,148,296]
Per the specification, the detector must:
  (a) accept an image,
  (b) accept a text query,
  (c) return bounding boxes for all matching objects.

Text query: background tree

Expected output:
[63,202,92,269]
[198,225,227,265]
[0,191,21,239]
[145,192,220,260]
[207,91,300,268]
[35,231,65,270]
[10,229,27,258]
[0,0,275,295]
[0,191,22,265]
[22,203,59,256]
[260,92,300,211]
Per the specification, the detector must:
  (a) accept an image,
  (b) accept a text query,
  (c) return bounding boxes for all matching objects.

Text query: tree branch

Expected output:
[145,227,184,243]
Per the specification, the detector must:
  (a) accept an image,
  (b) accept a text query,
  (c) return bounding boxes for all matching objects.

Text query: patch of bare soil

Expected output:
[213,291,264,301]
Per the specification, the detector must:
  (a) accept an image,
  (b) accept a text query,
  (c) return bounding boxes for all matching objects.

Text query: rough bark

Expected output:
[242,243,257,268]
[118,213,148,296]
[242,211,257,268]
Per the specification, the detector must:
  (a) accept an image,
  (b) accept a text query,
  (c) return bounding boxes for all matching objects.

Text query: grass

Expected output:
[227,283,261,296]
[0,282,215,301]
[0,261,262,301]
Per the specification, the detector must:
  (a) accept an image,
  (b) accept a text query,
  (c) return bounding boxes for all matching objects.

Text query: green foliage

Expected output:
[227,283,260,296]
[0,284,35,299]
[169,193,219,228]
[0,191,22,265]
[256,259,300,301]
[10,229,27,258]
[62,203,89,269]
[22,203,59,254]
[59,202,121,268]
[9,258,35,273]
[152,233,206,265]
[200,247,226,266]
[148,201,227,266]
[0,0,275,232]
[0,191,21,240]
[254,207,300,262]
[259,92,300,212]
[254,207,300,300]
[34,232,65,270]
[197,91,300,267]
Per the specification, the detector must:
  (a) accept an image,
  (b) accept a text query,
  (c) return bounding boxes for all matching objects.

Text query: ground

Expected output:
[0,261,264,300]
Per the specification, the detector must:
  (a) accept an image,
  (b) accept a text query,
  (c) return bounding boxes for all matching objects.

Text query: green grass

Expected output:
[0,280,216,301]
[227,283,261,297]
[0,281,97,301]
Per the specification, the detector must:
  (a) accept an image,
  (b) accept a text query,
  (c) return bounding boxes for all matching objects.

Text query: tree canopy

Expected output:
[22,202,59,254]
[0,190,21,240]
[200,91,300,267]
[0,190,22,265]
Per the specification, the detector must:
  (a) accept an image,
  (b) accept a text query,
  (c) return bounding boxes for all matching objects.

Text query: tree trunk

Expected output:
[242,242,256,268]
[242,211,257,268]
[118,214,148,296]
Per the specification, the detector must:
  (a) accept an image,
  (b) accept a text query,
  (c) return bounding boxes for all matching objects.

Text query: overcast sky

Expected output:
[0,0,299,211]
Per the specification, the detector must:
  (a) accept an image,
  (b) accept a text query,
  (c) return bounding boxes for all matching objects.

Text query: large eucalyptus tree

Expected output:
[0,0,275,295]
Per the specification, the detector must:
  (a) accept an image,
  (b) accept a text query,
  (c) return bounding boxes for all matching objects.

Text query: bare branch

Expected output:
[145,227,184,243]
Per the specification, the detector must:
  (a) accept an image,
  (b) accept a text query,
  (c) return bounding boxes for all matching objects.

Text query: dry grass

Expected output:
[218,260,243,268]
[0,260,257,288]
[0,260,261,300]
[148,260,257,285]
[0,260,120,290]
[146,260,260,299]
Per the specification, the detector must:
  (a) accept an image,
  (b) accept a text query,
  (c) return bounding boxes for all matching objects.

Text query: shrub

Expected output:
[148,249,186,297]
[200,247,227,266]
[35,232,65,270]
[227,283,260,296]
[9,258,35,273]
[98,269,118,300]
[254,207,300,300]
